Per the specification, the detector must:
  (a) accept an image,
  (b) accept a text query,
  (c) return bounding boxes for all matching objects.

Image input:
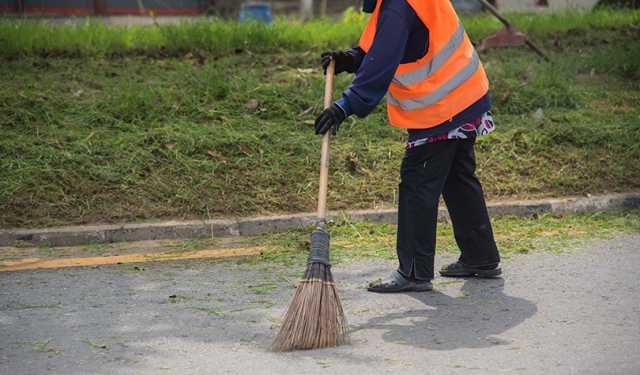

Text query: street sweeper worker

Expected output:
[314,0,502,293]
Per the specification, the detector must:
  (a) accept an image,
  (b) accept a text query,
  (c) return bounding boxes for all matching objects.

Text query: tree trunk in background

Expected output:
[320,0,327,16]
[301,0,313,19]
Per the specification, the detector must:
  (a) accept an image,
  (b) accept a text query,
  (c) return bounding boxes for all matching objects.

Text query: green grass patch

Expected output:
[1,10,639,227]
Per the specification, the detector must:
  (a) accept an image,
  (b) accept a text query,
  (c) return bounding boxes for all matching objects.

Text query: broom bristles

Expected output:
[272,262,349,352]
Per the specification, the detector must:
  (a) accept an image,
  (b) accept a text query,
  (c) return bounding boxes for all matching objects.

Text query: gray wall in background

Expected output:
[208,0,596,17]
[0,0,17,11]
[2,0,600,16]
[452,0,484,13]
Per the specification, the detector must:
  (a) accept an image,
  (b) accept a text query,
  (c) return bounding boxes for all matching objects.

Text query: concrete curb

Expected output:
[1,192,638,248]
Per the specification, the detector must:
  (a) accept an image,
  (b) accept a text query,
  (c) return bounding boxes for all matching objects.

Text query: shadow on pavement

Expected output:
[352,278,537,350]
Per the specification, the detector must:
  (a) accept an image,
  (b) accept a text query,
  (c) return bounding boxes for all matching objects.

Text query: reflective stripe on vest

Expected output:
[388,50,479,111]
[392,23,465,87]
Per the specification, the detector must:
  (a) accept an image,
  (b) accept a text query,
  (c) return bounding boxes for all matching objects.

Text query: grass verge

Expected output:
[1,10,639,227]
[4,210,638,268]
[0,9,638,58]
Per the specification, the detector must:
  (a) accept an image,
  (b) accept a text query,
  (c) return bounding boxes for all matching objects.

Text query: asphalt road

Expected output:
[1,235,639,375]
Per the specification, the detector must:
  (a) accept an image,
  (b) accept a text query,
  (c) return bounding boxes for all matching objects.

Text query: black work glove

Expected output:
[314,103,346,136]
[321,51,359,75]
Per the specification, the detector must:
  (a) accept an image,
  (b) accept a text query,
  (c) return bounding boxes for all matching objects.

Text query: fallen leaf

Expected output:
[237,144,251,156]
[245,99,259,110]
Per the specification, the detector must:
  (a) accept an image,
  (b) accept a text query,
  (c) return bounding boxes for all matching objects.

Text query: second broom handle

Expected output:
[317,60,335,222]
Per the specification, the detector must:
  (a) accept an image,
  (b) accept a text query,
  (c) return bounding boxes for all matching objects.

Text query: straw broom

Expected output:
[271,61,349,352]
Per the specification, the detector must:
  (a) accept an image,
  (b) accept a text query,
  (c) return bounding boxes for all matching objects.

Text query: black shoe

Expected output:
[439,261,502,278]
[367,271,433,293]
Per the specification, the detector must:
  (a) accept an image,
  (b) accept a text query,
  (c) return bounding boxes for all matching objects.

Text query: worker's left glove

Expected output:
[321,51,359,75]
[314,103,346,136]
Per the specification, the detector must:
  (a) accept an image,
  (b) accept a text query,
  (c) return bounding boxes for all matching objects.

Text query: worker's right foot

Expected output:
[439,261,502,278]
[367,270,433,293]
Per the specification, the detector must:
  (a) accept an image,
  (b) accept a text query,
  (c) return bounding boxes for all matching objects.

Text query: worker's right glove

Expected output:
[315,103,346,136]
[321,51,359,75]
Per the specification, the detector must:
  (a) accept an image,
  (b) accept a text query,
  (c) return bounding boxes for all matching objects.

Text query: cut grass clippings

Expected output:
[230,210,640,267]
[1,10,639,228]
[2,210,638,271]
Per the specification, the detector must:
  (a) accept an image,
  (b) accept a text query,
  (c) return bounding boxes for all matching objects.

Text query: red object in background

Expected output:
[478,25,528,51]
[476,0,550,61]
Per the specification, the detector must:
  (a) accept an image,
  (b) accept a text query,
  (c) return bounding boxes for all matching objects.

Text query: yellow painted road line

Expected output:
[0,246,266,272]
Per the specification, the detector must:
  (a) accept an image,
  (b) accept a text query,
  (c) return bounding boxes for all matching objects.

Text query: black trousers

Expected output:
[396,137,500,281]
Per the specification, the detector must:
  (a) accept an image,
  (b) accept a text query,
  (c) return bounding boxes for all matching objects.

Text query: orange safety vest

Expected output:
[359,0,489,129]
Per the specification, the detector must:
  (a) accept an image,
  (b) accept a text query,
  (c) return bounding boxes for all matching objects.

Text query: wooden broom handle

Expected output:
[317,60,335,222]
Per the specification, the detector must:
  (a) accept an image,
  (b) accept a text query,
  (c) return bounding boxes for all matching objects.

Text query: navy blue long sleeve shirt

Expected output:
[336,0,491,140]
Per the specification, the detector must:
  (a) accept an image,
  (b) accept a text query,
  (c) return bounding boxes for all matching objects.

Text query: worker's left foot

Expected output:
[439,261,502,278]
[367,270,433,293]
